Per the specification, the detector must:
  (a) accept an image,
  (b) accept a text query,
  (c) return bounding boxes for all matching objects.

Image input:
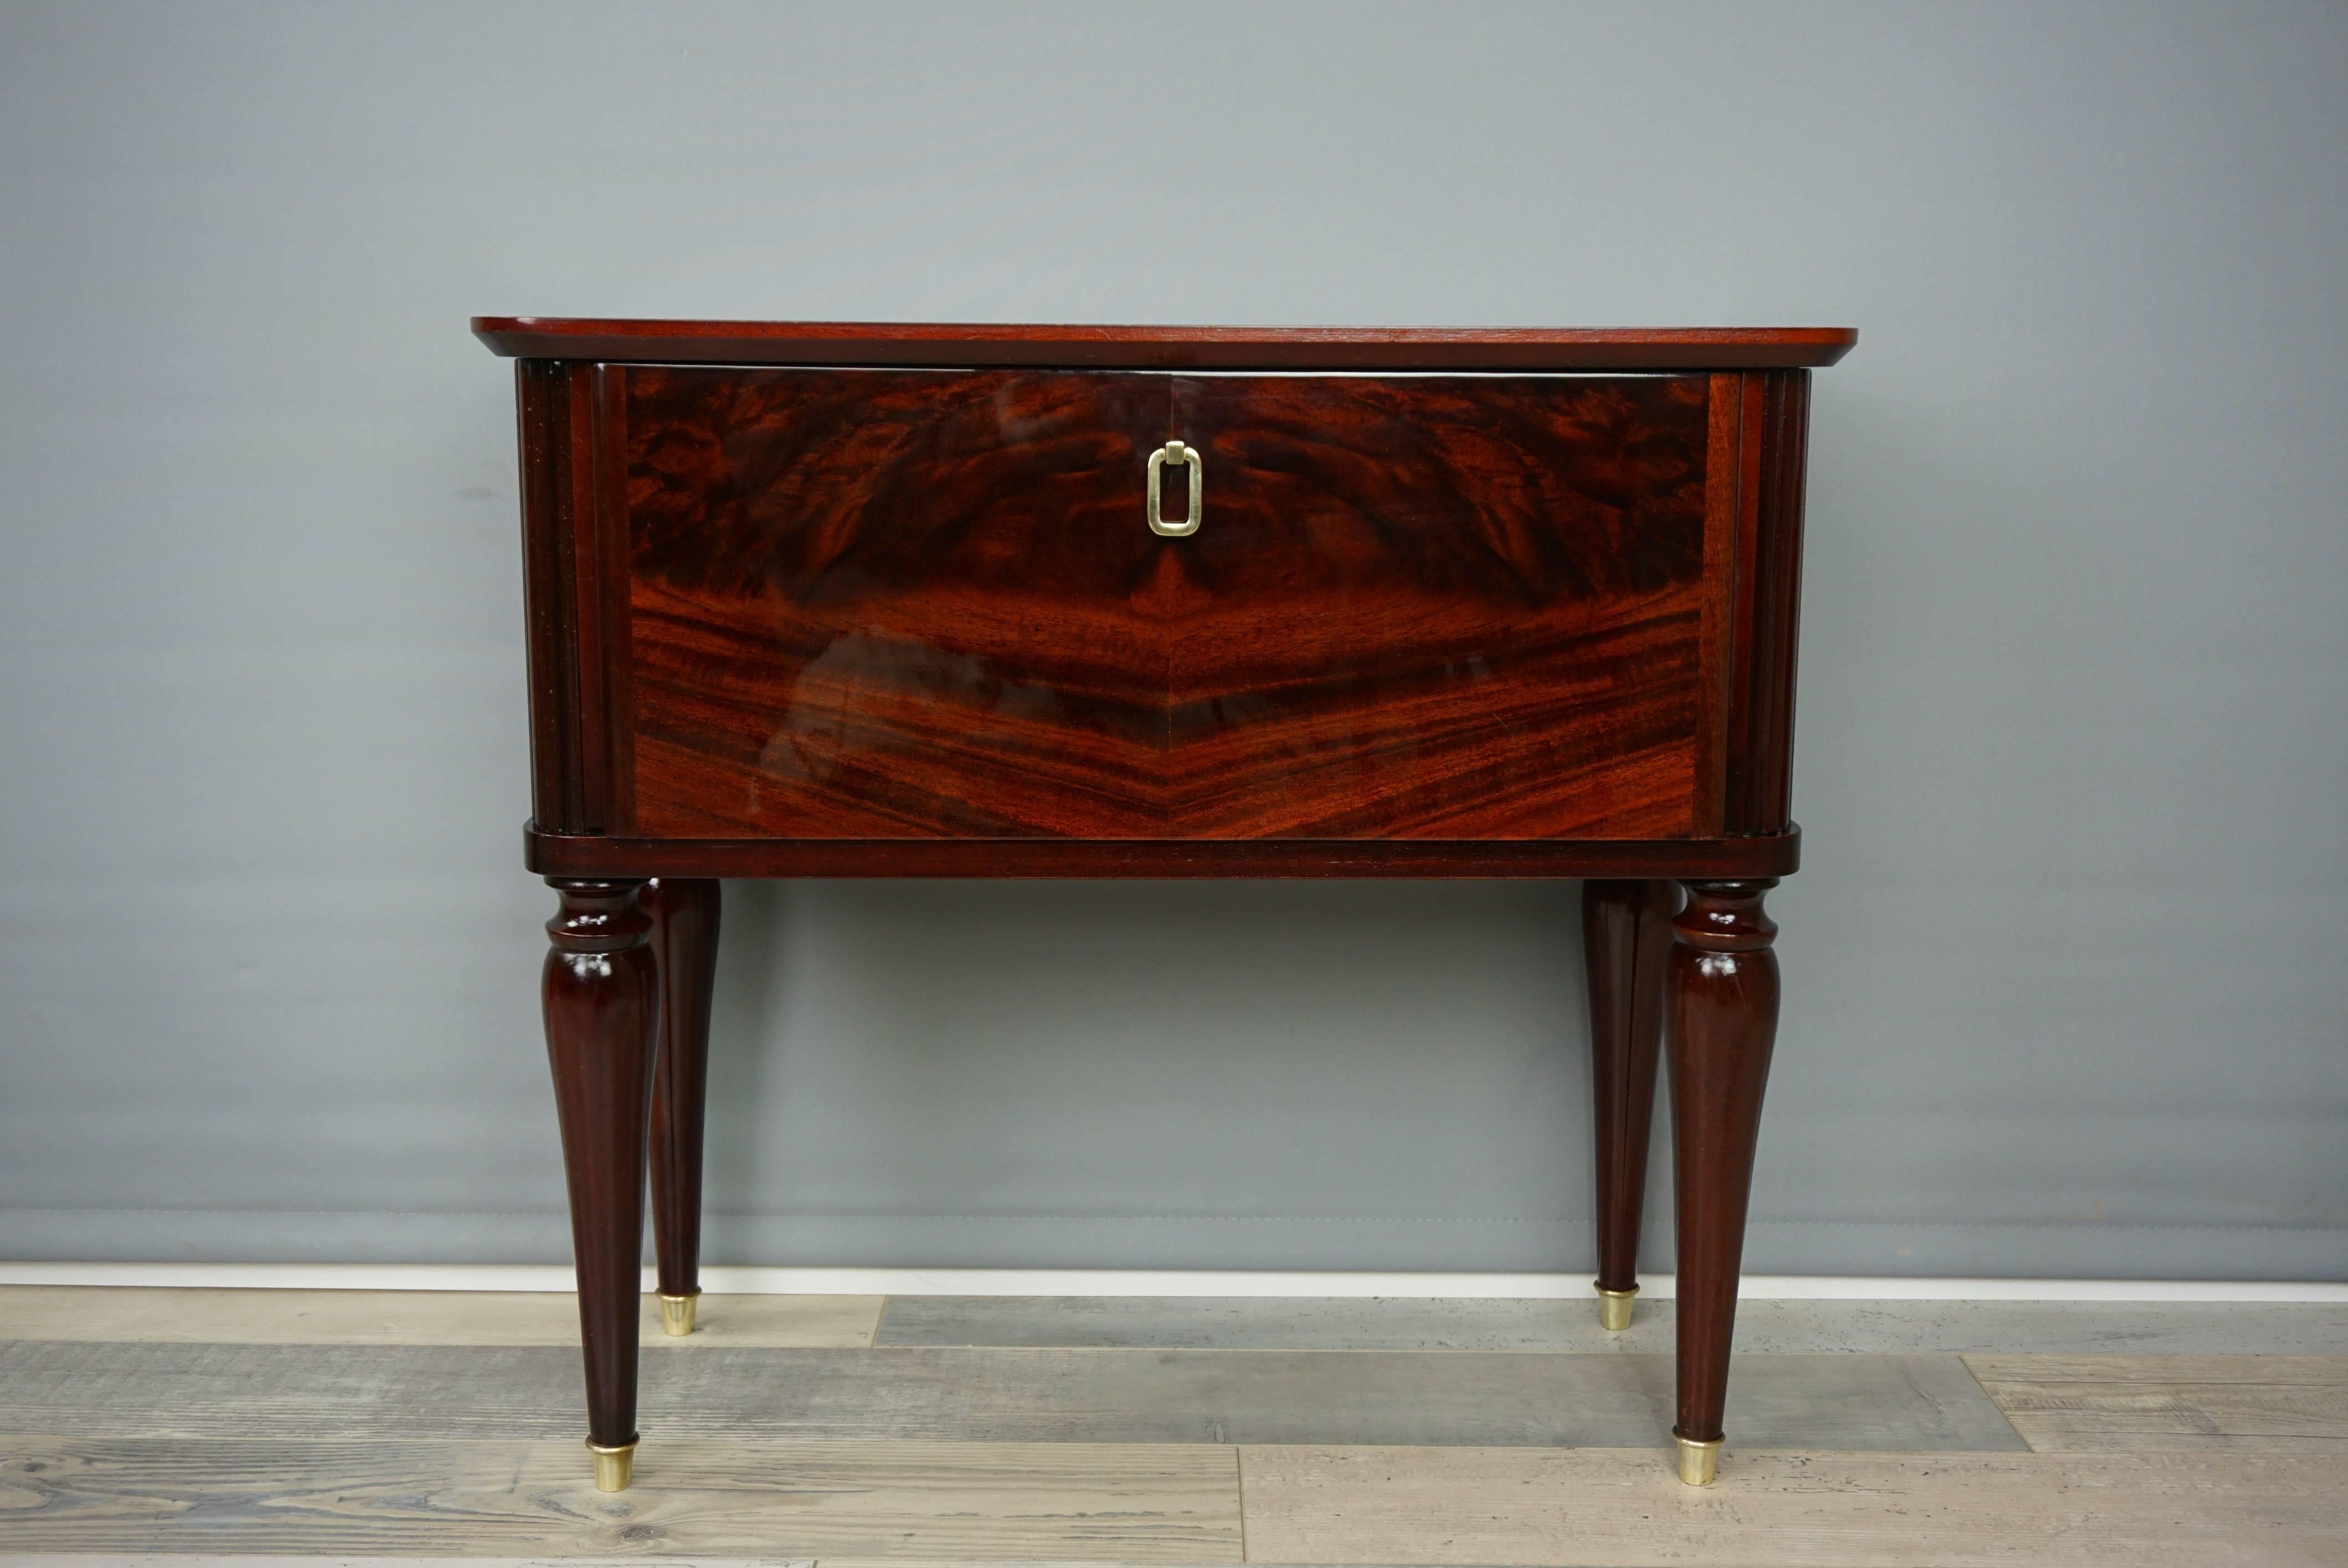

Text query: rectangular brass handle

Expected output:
[1146,440,1202,537]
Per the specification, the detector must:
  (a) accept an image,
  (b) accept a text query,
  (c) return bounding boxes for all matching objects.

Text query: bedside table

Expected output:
[476,317,1853,1489]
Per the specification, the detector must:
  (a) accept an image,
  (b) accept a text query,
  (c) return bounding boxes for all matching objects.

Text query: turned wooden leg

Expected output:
[1582,879,1676,1331]
[542,877,660,1491]
[642,876,721,1337]
[1665,878,1780,1486]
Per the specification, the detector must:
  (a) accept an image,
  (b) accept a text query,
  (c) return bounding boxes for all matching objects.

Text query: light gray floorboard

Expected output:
[1240,1446,2348,1567]
[1968,1353,2348,1451]
[0,1287,882,1348]
[874,1294,2348,1354]
[0,1436,1242,1560]
[0,1340,2023,1452]
[6,1561,1243,1568]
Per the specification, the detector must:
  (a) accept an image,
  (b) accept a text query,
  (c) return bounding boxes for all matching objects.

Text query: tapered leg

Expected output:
[1665,878,1780,1486]
[542,877,660,1491]
[642,876,721,1337]
[1582,879,1676,1330]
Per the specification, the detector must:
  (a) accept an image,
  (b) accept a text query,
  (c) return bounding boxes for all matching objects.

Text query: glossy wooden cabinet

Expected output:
[479,316,1853,1491]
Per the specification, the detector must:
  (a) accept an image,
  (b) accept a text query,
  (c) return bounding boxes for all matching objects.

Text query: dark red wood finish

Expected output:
[540,878,660,1451]
[506,337,1825,870]
[1665,879,1781,1447]
[1725,373,1812,833]
[493,321,1844,1487]
[516,360,632,836]
[1582,879,1677,1295]
[477,317,1857,370]
[642,876,720,1303]
[1165,374,1715,837]
[625,367,1165,838]
[517,362,583,831]
[620,367,1721,842]
[523,827,1801,880]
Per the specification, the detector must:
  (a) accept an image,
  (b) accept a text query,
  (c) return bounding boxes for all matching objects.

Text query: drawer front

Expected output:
[621,367,1727,839]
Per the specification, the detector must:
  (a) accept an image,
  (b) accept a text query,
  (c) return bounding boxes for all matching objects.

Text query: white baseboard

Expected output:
[2,1262,2342,1301]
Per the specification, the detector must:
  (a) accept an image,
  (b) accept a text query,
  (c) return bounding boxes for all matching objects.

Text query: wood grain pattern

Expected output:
[626,367,1166,838]
[643,876,722,1303]
[474,317,1858,369]
[1665,880,1781,1447]
[871,1296,2348,1356]
[1968,1354,2348,1452]
[540,878,660,1449]
[621,367,1720,841]
[0,1342,2022,1452]
[491,322,1841,1464]
[1236,1445,2348,1566]
[516,359,585,831]
[591,362,639,830]
[0,1287,882,1347]
[11,1288,2344,1356]
[1582,879,1676,1297]
[1725,370,1811,833]
[523,827,1803,879]
[16,1286,2346,1560]
[1163,374,1713,838]
[13,1561,815,1568]
[0,1436,1243,1560]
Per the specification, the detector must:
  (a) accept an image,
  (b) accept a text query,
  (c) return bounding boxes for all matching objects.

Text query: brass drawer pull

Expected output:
[1146,440,1202,537]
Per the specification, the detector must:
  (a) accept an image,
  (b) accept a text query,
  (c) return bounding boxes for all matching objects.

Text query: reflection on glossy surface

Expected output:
[625,367,1716,839]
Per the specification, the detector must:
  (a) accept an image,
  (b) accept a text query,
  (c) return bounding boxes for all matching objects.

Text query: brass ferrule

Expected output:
[1674,1431,1723,1487]
[1595,1283,1638,1333]
[588,1437,637,1492]
[659,1291,699,1337]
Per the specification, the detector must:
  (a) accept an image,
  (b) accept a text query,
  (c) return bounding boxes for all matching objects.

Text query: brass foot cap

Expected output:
[1595,1283,1638,1333]
[1674,1432,1723,1487]
[588,1438,637,1492]
[659,1291,699,1337]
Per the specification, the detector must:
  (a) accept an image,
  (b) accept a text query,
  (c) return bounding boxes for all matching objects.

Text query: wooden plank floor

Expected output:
[0,1342,2025,1451]
[877,1293,2348,1354]
[2,1287,2344,1564]
[0,1435,1241,1559]
[0,1287,882,1348]
[1967,1353,2348,1452]
[1238,1446,2348,1566]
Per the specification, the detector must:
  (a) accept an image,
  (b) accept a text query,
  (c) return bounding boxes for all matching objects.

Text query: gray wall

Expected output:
[3,1,2343,1281]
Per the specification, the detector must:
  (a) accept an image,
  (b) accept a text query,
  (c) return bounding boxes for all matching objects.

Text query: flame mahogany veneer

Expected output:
[480,318,1848,1488]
